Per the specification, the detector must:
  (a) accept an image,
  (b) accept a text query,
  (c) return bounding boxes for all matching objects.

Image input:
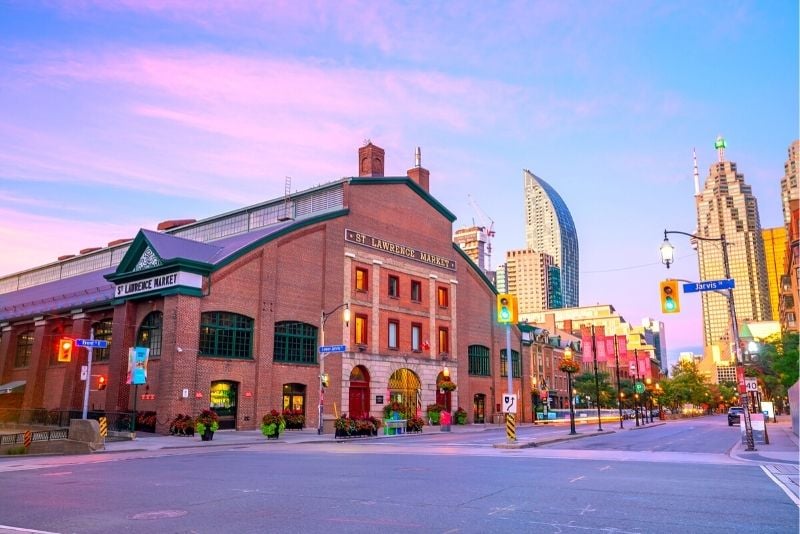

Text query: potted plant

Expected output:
[426,403,444,425]
[383,401,403,420]
[407,416,425,433]
[558,358,581,374]
[261,410,286,439]
[334,415,357,438]
[454,407,468,425]
[438,380,457,393]
[282,409,305,430]
[169,414,194,436]
[195,409,219,441]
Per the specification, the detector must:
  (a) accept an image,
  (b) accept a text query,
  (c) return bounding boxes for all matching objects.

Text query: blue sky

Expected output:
[0,1,797,364]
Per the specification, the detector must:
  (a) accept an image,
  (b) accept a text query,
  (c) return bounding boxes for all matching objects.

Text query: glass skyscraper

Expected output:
[523,169,579,307]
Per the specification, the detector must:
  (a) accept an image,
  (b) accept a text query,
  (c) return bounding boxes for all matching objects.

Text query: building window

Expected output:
[437,286,449,308]
[283,383,306,414]
[388,320,399,349]
[500,349,521,378]
[273,321,317,364]
[468,345,490,376]
[438,327,449,354]
[411,280,422,302]
[388,275,399,298]
[15,331,33,368]
[136,311,163,359]
[411,323,422,351]
[355,314,368,345]
[355,267,369,292]
[199,312,254,359]
[92,319,113,362]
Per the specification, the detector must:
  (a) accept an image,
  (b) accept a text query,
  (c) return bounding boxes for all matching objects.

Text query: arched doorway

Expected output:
[435,371,452,412]
[348,366,371,419]
[388,368,421,417]
[210,381,238,430]
[473,394,486,424]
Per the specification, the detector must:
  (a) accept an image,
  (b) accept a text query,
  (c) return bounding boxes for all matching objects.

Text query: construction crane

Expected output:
[467,194,496,271]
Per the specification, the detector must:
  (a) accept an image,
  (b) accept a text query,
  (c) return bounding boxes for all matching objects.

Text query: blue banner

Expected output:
[127,347,150,385]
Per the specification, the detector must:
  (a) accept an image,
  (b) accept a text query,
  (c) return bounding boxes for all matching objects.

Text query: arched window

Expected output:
[468,345,490,376]
[92,319,113,362]
[136,312,163,359]
[274,321,318,364]
[199,312,253,359]
[14,331,33,368]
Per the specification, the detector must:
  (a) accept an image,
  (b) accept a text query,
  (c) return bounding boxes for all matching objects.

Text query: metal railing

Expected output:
[0,408,134,432]
[0,428,68,445]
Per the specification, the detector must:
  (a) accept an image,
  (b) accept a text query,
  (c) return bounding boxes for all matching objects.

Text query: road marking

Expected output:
[488,505,516,516]
[0,526,60,533]
[599,465,612,471]
[760,464,800,506]
[569,475,585,483]
[579,504,596,515]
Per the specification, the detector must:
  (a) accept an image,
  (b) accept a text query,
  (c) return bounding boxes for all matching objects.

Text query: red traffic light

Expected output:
[57,337,74,362]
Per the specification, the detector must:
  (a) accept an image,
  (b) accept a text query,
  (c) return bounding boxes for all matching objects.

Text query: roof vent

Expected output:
[79,247,102,255]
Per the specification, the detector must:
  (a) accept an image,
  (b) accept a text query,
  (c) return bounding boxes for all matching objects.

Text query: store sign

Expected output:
[345,229,456,271]
[114,271,203,298]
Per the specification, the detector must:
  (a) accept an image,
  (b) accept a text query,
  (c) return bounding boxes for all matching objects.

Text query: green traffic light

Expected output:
[500,308,510,321]
[665,297,675,311]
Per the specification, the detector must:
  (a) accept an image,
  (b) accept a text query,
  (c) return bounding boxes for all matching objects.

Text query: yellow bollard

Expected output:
[506,413,516,442]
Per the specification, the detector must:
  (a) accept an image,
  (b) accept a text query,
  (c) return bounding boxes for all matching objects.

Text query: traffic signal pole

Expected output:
[505,322,515,443]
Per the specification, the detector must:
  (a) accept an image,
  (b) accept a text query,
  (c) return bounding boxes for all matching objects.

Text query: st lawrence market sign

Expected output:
[345,229,456,271]
[114,271,203,298]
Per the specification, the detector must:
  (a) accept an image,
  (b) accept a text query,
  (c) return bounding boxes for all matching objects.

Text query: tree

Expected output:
[573,371,616,408]
[660,360,710,411]
[759,332,799,390]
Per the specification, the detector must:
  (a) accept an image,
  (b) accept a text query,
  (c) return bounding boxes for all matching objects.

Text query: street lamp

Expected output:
[562,346,578,435]
[659,229,755,451]
[318,303,350,435]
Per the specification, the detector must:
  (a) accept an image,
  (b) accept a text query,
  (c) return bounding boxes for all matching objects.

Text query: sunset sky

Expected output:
[1,1,797,364]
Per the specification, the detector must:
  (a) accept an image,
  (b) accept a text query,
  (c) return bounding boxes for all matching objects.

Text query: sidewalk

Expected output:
[100,422,493,453]
[729,418,799,464]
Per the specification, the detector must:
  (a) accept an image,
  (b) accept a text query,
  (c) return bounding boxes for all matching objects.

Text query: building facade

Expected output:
[523,169,579,307]
[762,226,788,321]
[695,137,771,346]
[0,143,541,432]
[781,140,799,226]
[504,249,560,314]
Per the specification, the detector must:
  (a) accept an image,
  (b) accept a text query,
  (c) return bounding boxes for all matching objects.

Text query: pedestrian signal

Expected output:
[660,279,680,314]
[57,337,74,362]
[496,293,518,324]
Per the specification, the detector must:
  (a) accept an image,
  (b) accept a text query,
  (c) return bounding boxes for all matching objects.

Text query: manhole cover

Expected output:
[131,510,188,520]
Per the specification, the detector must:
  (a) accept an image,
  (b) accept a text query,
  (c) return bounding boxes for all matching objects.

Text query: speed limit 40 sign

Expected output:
[503,394,517,414]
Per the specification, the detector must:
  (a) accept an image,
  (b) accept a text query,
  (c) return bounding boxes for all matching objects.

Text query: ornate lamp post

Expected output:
[660,229,755,450]
[559,346,580,435]
[318,303,350,435]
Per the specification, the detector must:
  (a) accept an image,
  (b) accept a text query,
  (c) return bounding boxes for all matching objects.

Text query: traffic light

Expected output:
[57,337,74,362]
[659,279,680,313]
[496,293,518,324]
[91,375,107,391]
[321,373,330,388]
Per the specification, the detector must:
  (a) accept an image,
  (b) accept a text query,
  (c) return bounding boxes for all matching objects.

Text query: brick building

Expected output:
[0,142,545,433]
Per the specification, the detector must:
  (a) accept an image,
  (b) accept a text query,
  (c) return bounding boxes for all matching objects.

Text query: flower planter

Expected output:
[201,429,214,441]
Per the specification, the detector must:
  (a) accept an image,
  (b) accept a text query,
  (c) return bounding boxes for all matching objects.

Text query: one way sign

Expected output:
[503,394,517,414]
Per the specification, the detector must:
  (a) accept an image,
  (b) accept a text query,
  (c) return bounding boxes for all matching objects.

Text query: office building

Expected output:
[781,140,799,226]
[695,137,771,347]
[523,169,579,307]
[504,249,560,314]
[762,227,788,321]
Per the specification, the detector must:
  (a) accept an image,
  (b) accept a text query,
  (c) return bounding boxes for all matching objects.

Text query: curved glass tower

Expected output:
[523,169,579,307]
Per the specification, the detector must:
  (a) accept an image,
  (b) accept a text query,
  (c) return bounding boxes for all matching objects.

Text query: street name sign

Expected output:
[319,345,346,353]
[76,339,108,349]
[682,279,735,293]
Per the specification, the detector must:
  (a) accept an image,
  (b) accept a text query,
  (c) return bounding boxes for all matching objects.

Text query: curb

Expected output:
[493,430,616,449]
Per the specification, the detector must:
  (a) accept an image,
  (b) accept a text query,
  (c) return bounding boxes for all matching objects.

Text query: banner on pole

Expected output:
[127,347,150,385]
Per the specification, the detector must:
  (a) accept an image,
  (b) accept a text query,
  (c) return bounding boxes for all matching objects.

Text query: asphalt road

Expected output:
[0,416,796,534]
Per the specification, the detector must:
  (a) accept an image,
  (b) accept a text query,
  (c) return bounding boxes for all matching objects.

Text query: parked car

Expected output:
[728,406,744,426]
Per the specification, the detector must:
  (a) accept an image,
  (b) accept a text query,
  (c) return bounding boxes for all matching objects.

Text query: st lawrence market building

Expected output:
[0,142,535,434]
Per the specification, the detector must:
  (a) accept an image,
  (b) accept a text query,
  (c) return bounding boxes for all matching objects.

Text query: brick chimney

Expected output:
[406,146,430,192]
[358,141,384,177]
